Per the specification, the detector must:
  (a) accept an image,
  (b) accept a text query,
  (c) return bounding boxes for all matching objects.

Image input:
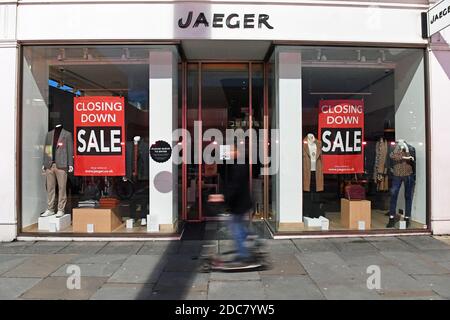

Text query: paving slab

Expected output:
[336,251,393,267]
[19,241,71,254]
[398,236,450,250]
[261,240,300,254]
[262,275,324,300]
[319,284,382,300]
[179,240,218,256]
[349,264,435,294]
[154,272,210,292]
[58,242,107,254]
[147,289,208,300]
[20,276,107,300]
[51,263,122,277]
[412,275,450,299]
[364,237,418,252]
[380,251,450,275]
[418,249,450,263]
[0,278,42,300]
[2,254,76,278]
[70,254,128,265]
[137,241,180,255]
[108,255,167,284]
[260,254,307,276]
[89,283,154,300]
[295,252,361,286]
[96,242,144,255]
[292,239,338,253]
[0,255,30,276]
[329,238,378,252]
[0,242,34,254]
[218,240,236,254]
[163,254,203,272]
[208,281,265,300]
[210,270,261,281]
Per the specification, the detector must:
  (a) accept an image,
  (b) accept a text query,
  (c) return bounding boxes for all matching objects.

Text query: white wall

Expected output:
[277,48,303,225]
[0,3,17,241]
[429,30,450,234]
[149,48,178,230]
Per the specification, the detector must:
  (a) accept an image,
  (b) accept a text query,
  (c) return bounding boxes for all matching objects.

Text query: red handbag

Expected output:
[344,184,366,200]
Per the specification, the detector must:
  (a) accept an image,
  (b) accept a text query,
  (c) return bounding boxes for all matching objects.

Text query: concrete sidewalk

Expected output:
[1,235,450,300]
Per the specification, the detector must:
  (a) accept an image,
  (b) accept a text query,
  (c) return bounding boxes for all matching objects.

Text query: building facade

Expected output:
[0,0,449,241]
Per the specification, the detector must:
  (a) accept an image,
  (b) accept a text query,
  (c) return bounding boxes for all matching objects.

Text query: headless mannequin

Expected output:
[397,139,414,161]
[304,133,323,218]
[41,124,73,218]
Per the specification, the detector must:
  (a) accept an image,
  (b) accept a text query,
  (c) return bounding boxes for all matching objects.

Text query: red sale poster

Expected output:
[318,100,364,174]
[73,96,126,176]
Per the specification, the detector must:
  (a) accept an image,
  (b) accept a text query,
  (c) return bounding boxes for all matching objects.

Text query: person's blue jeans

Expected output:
[389,175,415,218]
[229,213,249,260]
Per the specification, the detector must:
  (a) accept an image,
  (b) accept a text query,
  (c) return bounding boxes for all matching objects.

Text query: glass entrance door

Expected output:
[183,62,265,221]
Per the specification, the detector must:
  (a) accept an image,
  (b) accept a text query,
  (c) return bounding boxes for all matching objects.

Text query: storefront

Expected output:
[0,0,448,241]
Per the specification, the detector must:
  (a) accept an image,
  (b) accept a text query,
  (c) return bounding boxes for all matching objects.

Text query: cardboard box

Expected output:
[73,208,122,233]
[304,216,322,228]
[340,198,371,230]
[38,214,71,232]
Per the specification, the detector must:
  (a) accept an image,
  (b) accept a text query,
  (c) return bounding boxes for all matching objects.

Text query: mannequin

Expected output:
[303,134,324,218]
[41,124,74,218]
[386,139,416,228]
[373,137,389,192]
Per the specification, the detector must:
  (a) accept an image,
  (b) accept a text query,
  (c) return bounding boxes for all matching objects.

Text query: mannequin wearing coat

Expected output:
[303,134,324,218]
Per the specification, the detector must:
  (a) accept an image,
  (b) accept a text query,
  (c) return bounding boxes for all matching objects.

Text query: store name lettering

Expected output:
[430,5,450,25]
[178,11,274,29]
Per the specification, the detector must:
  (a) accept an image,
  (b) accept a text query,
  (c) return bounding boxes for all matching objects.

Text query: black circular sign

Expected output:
[150,140,172,163]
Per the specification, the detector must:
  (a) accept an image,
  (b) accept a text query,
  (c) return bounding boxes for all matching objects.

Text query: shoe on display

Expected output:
[141,218,147,226]
[41,210,55,217]
[386,215,400,228]
[405,218,411,228]
[56,211,65,218]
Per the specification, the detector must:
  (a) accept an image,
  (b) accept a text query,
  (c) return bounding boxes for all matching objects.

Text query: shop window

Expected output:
[297,47,427,232]
[20,45,176,234]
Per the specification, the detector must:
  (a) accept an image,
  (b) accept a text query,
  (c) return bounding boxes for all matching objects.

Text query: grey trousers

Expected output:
[45,163,67,212]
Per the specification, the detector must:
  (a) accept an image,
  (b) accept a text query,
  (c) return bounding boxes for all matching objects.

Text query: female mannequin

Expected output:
[303,134,324,218]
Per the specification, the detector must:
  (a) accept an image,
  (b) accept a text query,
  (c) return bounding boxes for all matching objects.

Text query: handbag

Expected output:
[344,184,366,201]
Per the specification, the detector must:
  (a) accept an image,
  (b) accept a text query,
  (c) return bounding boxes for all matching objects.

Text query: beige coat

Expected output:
[303,139,324,192]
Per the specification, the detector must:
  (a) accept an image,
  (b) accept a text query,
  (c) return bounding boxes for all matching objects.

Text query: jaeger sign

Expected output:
[178,11,273,29]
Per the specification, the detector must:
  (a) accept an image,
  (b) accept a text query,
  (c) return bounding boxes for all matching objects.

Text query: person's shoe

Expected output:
[41,210,55,217]
[386,216,399,228]
[55,211,65,218]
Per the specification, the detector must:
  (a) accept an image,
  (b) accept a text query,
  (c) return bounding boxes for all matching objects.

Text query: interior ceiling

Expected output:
[181,40,272,60]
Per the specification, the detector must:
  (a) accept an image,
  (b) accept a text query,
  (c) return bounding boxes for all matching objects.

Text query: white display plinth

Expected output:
[38,214,71,231]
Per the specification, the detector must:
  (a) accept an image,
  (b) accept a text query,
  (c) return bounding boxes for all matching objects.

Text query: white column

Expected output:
[429,31,450,234]
[276,48,303,230]
[148,48,178,232]
[0,3,17,241]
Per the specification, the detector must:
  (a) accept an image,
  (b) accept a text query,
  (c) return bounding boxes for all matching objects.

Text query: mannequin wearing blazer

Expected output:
[303,134,324,192]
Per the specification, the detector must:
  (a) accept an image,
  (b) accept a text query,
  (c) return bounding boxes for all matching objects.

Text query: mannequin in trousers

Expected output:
[41,124,74,218]
[303,134,324,218]
[386,139,416,228]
